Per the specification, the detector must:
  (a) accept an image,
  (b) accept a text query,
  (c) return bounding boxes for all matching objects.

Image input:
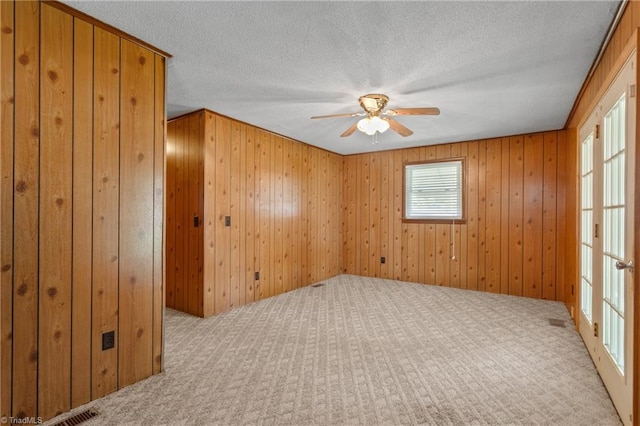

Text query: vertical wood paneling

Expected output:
[273,137,284,295]
[477,141,487,291]
[485,139,502,293]
[448,144,461,288]
[500,138,511,294]
[214,116,230,312]
[0,0,15,418]
[13,1,40,416]
[344,155,357,274]
[118,39,154,388]
[435,144,451,287]
[152,54,165,374]
[392,150,403,280]
[39,5,73,417]
[91,27,120,399]
[508,136,524,296]
[166,121,176,308]
[230,122,241,306]
[300,146,309,286]
[71,17,93,408]
[542,132,558,301]
[202,112,216,316]
[283,140,292,292]
[343,131,566,302]
[369,153,380,277]
[238,124,248,304]
[403,149,420,282]
[467,142,479,290]
[244,125,256,301]
[307,147,317,283]
[186,114,201,315]
[379,153,389,278]
[3,2,166,419]
[523,133,544,299]
[456,143,468,289]
[173,119,185,311]
[258,130,271,299]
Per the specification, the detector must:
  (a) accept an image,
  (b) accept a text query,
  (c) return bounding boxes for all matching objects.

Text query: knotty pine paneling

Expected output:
[0,0,14,419]
[343,130,568,302]
[166,109,343,317]
[0,1,167,420]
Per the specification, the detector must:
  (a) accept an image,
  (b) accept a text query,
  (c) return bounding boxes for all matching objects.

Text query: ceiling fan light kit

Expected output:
[311,93,440,139]
[357,116,390,135]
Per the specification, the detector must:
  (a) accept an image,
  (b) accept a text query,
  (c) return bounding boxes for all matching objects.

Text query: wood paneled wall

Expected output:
[0,1,166,421]
[343,131,571,302]
[166,110,343,317]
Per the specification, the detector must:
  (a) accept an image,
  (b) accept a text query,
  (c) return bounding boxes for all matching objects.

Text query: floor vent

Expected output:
[52,408,99,426]
[548,318,566,327]
[311,283,325,288]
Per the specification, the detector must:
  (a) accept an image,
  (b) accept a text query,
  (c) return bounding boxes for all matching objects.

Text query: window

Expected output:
[403,158,465,222]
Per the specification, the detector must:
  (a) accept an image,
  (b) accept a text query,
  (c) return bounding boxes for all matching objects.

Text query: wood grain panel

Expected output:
[237,124,248,304]
[392,150,403,280]
[273,136,284,295]
[39,5,73,417]
[403,149,420,282]
[343,131,566,303]
[244,125,256,301]
[71,17,93,408]
[456,143,468,289]
[542,132,558,300]
[118,39,154,388]
[153,54,165,374]
[485,139,502,293]
[230,121,241,306]
[166,120,176,308]
[523,133,544,299]
[369,153,380,277]
[3,2,166,419]
[466,142,479,290]
[202,111,216,317]
[508,136,524,296]
[379,152,389,278]
[13,1,40,416]
[187,113,201,315]
[258,130,271,299]
[435,144,451,286]
[0,0,14,418]
[91,27,120,399]
[173,118,186,311]
[282,140,292,292]
[214,115,230,313]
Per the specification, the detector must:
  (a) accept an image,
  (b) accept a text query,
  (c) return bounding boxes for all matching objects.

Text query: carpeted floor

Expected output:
[47,275,621,425]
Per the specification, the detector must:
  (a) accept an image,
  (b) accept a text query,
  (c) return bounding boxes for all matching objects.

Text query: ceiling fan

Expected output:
[311,94,440,138]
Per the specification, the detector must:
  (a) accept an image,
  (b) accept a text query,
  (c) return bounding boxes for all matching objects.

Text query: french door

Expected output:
[579,54,635,425]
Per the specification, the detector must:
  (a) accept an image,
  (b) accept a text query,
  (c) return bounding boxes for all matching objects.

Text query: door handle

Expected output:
[615,259,633,271]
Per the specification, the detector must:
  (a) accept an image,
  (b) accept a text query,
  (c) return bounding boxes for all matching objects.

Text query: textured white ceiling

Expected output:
[64,1,619,155]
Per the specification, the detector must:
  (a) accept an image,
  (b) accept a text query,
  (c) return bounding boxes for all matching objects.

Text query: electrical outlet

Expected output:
[102,331,115,351]
[254,271,260,280]
[225,216,231,227]
[381,256,386,264]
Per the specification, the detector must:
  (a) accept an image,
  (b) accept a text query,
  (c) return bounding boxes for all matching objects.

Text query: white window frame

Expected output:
[403,158,466,223]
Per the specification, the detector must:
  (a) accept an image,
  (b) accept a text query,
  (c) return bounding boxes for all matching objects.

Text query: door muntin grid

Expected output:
[581,132,594,323]
[602,93,626,373]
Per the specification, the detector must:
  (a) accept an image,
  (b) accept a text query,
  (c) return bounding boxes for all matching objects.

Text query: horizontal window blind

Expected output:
[405,160,463,220]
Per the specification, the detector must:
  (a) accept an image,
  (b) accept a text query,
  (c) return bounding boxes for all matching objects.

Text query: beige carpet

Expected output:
[47,275,621,425]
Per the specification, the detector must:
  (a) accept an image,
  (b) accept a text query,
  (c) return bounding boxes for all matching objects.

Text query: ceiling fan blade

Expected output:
[310,112,363,119]
[386,107,440,116]
[341,122,358,137]
[384,117,413,137]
